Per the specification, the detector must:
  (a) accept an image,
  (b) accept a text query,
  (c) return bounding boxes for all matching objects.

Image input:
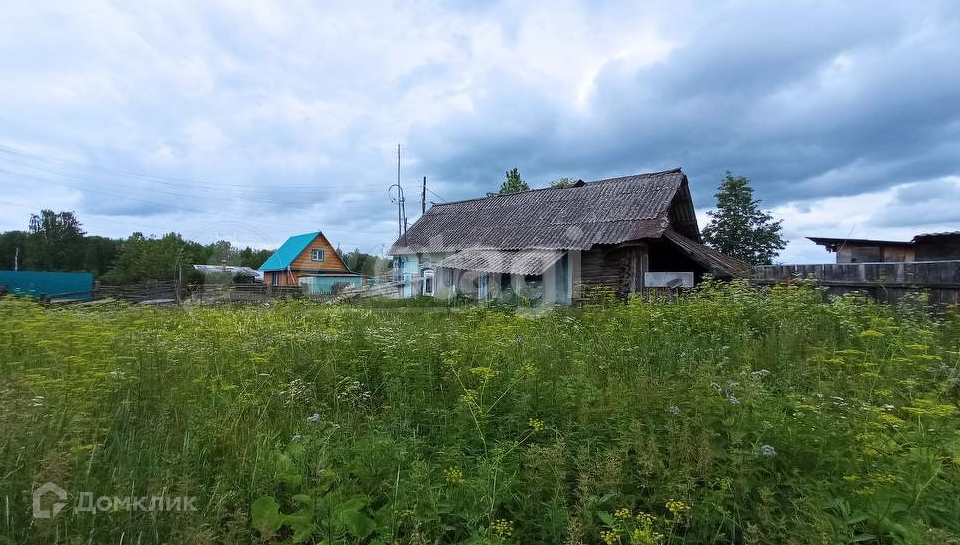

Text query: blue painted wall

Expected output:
[0,270,94,300]
[299,275,363,294]
[395,255,420,298]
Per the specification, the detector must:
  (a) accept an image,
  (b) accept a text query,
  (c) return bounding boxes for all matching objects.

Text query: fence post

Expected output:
[176,264,183,306]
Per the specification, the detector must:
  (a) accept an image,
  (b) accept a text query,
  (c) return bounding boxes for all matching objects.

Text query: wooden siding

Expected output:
[286,233,349,272]
[915,235,960,261]
[269,270,300,287]
[264,232,351,290]
[752,260,960,305]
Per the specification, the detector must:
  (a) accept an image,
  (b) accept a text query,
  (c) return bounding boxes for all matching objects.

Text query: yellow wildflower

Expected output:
[469,366,497,380]
[600,529,620,544]
[902,399,958,418]
[868,472,900,485]
[636,511,655,526]
[491,519,513,537]
[665,499,690,515]
[443,467,465,484]
[614,507,631,520]
[528,418,545,432]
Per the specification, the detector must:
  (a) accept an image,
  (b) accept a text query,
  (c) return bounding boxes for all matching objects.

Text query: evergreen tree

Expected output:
[701,172,786,265]
[499,168,529,194]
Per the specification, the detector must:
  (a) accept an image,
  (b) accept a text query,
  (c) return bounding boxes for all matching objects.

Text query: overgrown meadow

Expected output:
[2,282,960,544]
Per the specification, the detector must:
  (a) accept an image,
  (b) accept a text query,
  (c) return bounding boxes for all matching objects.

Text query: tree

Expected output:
[701,172,786,265]
[499,168,529,194]
[337,247,393,276]
[24,210,87,271]
[0,230,28,270]
[100,232,206,285]
[550,177,576,189]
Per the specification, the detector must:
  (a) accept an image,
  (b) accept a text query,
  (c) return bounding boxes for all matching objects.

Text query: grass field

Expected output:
[2,282,960,544]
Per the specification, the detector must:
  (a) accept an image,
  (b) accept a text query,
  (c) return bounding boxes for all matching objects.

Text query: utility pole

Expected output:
[422,176,427,214]
[389,183,406,241]
[398,144,406,240]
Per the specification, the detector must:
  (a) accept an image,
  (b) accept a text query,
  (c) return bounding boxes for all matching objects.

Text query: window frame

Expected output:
[310,248,325,262]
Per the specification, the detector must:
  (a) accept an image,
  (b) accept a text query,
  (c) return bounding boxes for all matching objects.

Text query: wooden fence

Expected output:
[751,260,960,305]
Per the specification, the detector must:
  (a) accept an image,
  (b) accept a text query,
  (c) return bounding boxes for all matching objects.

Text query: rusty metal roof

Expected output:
[391,169,689,254]
[662,230,749,278]
[437,249,564,275]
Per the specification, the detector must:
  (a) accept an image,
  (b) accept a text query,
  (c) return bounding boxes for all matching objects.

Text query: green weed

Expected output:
[1,284,959,543]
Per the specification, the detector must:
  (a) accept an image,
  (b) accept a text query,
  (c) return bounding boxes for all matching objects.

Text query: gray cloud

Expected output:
[411,0,960,208]
[1,1,959,258]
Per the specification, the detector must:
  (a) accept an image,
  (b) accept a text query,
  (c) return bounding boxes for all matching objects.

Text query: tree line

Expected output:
[0,210,385,285]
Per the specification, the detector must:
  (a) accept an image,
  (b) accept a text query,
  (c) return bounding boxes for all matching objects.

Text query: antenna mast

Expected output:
[389,143,407,243]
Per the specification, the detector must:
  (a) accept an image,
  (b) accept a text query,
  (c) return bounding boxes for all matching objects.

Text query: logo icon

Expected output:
[33,482,67,519]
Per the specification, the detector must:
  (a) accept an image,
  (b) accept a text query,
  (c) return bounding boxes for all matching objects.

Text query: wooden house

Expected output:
[389,168,746,303]
[259,231,364,294]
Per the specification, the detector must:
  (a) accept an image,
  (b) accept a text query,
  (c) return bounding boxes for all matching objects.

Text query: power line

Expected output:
[0,144,392,193]
[0,162,398,216]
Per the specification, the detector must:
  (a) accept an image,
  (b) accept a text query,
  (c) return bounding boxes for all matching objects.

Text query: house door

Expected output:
[628,248,648,294]
[478,273,488,301]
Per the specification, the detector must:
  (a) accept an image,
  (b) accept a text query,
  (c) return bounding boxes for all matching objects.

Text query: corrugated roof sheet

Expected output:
[193,264,261,276]
[259,231,321,271]
[662,230,749,278]
[913,231,960,241]
[390,169,686,254]
[437,249,564,275]
[808,237,912,247]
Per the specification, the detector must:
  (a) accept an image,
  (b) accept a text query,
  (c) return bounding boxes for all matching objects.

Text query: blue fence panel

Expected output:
[0,270,94,300]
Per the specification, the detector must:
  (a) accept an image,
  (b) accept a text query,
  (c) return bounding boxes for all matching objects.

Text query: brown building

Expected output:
[809,231,960,263]
[258,231,364,294]
[389,168,747,303]
[913,232,960,261]
[807,237,915,263]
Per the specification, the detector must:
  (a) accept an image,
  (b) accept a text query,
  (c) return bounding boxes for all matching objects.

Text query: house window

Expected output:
[271,272,279,286]
[422,269,434,296]
[311,248,325,262]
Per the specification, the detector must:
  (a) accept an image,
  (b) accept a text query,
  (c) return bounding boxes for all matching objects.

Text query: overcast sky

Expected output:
[1,0,959,262]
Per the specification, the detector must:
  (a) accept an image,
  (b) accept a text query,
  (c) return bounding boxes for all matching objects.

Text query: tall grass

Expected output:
[1,281,959,544]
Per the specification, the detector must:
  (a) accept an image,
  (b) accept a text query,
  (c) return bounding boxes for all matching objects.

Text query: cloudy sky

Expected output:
[1,0,959,262]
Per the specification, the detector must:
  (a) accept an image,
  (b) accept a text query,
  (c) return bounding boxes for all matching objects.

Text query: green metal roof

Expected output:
[259,231,321,271]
